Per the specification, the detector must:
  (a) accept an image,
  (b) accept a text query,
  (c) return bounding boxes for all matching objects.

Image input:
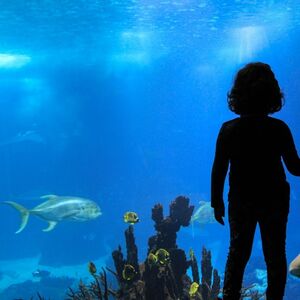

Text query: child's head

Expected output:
[227,62,284,115]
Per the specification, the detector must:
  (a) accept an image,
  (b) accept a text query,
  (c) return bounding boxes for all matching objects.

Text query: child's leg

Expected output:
[223,203,257,300]
[259,211,288,300]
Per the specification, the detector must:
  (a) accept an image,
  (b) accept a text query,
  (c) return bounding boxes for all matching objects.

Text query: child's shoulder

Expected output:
[267,116,289,129]
[223,116,288,126]
[221,117,240,128]
[221,116,290,134]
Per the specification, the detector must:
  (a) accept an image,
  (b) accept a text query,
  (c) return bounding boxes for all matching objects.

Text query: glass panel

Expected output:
[0,1,299,299]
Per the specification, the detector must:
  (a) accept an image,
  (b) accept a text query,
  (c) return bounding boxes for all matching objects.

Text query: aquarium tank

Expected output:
[0,0,299,299]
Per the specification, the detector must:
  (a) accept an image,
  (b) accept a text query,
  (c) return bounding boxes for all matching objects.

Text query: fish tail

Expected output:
[3,201,30,234]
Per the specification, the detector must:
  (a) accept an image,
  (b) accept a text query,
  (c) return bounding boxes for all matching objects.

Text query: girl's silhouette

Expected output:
[211,62,300,300]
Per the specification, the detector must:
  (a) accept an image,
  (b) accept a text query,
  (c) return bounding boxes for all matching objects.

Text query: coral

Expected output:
[110,196,221,300]
[125,225,140,278]
[149,196,194,250]
[200,247,221,300]
[66,196,263,300]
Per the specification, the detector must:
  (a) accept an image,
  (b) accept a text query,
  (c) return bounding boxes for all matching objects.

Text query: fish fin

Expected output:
[43,221,58,232]
[2,201,30,234]
[40,194,58,200]
[191,214,196,223]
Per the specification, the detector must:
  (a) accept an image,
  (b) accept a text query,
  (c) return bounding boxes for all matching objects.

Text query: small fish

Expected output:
[155,249,170,265]
[147,252,158,267]
[289,254,300,278]
[191,201,216,226]
[32,269,50,278]
[88,261,97,275]
[189,282,200,297]
[122,264,137,281]
[124,211,139,224]
[2,194,102,233]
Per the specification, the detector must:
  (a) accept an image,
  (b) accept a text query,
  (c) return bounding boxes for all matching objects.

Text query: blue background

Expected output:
[0,0,299,298]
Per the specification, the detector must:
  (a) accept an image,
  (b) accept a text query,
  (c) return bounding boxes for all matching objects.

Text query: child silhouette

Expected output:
[211,62,300,300]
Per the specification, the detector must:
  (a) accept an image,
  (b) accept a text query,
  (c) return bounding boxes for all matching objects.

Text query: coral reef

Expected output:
[111,195,220,299]
[67,196,267,300]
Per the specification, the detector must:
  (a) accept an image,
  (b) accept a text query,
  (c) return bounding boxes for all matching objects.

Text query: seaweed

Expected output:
[65,268,117,300]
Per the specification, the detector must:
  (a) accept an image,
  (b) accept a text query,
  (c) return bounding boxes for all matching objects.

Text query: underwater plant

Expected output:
[66,267,115,300]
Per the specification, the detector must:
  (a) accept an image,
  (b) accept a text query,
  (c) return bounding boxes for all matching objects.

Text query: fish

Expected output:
[32,269,50,279]
[147,252,158,267]
[191,201,216,226]
[189,282,200,297]
[155,248,170,265]
[124,211,139,224]
[289,254,300,278]
[2,194,102,233]
[189,282,203,299]
[122,264,137,281]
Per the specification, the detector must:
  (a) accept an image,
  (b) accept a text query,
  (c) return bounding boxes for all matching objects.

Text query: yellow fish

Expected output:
[189,282,200,297]
[155,249,170,265]
[123,211,139,225]
[147,252,158,267]
[88,261,97,275]
[122,264,137,281]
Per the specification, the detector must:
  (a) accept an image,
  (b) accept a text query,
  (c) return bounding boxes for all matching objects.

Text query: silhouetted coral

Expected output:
[125,225,140,278]
[66,196,265,300]
[110,196,221,300]
[149,196,194,251]
[189,249,200,284]
[200,247,221,300]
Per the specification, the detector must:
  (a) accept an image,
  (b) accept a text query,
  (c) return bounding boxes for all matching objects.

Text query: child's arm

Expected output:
[281,123,300,176]
[211,124,230,224]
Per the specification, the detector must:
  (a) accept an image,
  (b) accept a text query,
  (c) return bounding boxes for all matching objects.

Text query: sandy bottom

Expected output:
[0,254,110,293]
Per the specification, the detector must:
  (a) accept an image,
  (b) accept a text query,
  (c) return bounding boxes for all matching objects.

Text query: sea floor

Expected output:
[0,254,109,296]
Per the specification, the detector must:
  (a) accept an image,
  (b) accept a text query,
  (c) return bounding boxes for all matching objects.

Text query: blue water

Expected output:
[0,0,300,299]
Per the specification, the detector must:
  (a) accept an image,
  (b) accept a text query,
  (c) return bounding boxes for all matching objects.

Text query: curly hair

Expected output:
[227,62,284,115]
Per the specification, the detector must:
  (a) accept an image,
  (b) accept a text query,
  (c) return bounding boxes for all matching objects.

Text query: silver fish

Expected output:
[191,200,216,226]
[3,194,102,233]
[289,254,300,278]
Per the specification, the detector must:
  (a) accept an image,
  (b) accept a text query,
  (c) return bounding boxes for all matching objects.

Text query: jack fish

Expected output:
[289,254,300,278]
[3,194,102,233]
[191,200,216,226]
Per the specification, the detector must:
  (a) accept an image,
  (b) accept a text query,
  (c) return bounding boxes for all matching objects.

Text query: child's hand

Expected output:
[214,205,225,225]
